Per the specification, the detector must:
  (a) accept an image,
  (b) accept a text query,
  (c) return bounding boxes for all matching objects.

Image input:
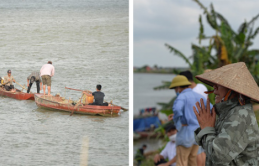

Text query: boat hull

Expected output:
[0,88,34,100]
[34,94,121,116]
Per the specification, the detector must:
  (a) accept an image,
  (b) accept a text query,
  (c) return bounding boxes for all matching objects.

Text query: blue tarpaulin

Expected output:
[133,116,161,132]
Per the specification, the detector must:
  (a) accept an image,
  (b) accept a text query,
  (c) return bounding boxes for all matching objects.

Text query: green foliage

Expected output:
[139,159,155,166]
[198,15,205,44]
[157,97,176,110]
[153,81,171,90]
[155,0,259,110]
[254,110,259,126]
[165,44,192,67]
[159,110,173,116]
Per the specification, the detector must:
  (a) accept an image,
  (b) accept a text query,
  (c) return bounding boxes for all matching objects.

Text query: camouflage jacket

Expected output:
[195,98,259,166]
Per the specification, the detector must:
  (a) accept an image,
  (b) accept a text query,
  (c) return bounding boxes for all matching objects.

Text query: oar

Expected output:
[15,81,27,91]
[66,87,83,92]
[65,87,92,94]
[106,100,128,111]
[70,93,84,116]
[115,105,129,111]
[117,105,128,111]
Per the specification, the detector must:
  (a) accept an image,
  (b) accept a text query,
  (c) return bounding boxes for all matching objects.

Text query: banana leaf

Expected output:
[165,44,192,67]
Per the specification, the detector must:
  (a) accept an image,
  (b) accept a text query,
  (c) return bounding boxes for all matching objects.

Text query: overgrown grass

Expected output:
[140,159,155,166]
[134,157,155,166]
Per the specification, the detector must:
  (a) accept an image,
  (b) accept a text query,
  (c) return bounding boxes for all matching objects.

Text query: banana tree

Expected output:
[155,0,259,110]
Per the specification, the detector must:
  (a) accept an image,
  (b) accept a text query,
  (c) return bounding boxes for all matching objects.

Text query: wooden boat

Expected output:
[0,87,34,100]
[34,94,121,116]
[134,131,163,140]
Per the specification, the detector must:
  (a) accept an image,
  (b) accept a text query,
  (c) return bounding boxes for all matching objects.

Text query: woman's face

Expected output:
[213,84,229,103]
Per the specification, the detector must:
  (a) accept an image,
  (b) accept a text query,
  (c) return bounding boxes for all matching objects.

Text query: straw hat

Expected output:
[195,62,259,102]
[169,75,191,89]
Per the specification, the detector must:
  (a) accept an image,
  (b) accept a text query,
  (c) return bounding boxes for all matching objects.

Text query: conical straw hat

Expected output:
[195,62,259,102]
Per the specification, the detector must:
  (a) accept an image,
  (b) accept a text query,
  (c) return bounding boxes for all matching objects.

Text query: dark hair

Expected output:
[142,144,147,148]
[96,84,102,90]
[7,69,11,73]
[167,128,177,133]
[48,61,52,64]
[165,122,176,133]
[179,71,193,82]
[180,85,189,89]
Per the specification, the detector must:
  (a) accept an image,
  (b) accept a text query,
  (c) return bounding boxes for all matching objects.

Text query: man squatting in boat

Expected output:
[4,70,16,92]
[27,71,42,94]
[83,84,109,106]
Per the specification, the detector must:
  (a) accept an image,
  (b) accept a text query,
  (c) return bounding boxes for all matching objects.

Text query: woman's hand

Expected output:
[168,113,174,121]
[193,98,216,129]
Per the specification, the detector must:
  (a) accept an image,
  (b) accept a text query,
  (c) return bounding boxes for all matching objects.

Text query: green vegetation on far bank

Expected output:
[134,65,188,74]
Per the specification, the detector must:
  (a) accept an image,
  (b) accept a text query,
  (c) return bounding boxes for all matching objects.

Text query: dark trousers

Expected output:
[89,102,108,106]
[5,85,14,91]
[27,80,40,93]
[154,159,167,166]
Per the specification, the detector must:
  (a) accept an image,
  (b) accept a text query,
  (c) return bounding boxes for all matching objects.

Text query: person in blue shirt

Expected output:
[169,75,212,166]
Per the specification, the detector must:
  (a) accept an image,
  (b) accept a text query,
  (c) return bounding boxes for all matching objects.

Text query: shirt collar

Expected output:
[181,88,192,94]
[214,97,240,116]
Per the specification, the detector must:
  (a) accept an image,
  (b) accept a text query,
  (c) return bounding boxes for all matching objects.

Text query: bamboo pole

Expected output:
[15,81,27,91]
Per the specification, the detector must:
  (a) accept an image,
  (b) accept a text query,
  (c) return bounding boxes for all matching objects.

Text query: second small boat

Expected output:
[34,94,121,116]
[0,87,34,100]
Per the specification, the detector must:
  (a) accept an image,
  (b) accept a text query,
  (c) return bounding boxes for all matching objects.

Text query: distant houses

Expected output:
[134,65,189,74]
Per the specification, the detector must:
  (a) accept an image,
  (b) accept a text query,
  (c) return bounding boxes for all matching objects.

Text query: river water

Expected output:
[133,73,176,154]
[0,0,128,165]
[134,73,176,116]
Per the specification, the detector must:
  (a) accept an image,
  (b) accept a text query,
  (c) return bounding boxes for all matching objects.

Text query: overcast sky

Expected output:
[134,0,259,68]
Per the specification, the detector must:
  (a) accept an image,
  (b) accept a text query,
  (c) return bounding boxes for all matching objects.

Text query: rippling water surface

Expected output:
[0,0,128,165]
[134,73,176,115]
[133,73,175,155]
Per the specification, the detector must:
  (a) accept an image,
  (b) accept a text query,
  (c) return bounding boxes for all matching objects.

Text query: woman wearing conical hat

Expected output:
[193,62,259,165]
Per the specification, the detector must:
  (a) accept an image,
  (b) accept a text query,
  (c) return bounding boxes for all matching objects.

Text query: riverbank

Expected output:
[134,66,189,74]
[134,70,176,74]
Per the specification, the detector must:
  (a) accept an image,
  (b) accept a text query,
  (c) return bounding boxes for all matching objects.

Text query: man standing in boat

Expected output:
[4,70,16,92]
[40,61,55,96]
[27,71,42,93]
[83,84,109,106]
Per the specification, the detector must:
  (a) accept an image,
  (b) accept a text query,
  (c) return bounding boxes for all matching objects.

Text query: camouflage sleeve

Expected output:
[194,108,250,165]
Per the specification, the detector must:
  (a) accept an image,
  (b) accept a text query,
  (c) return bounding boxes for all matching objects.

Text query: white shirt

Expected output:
[40,64,55,77]
[160,141,176,166]
[193,83,208,99]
